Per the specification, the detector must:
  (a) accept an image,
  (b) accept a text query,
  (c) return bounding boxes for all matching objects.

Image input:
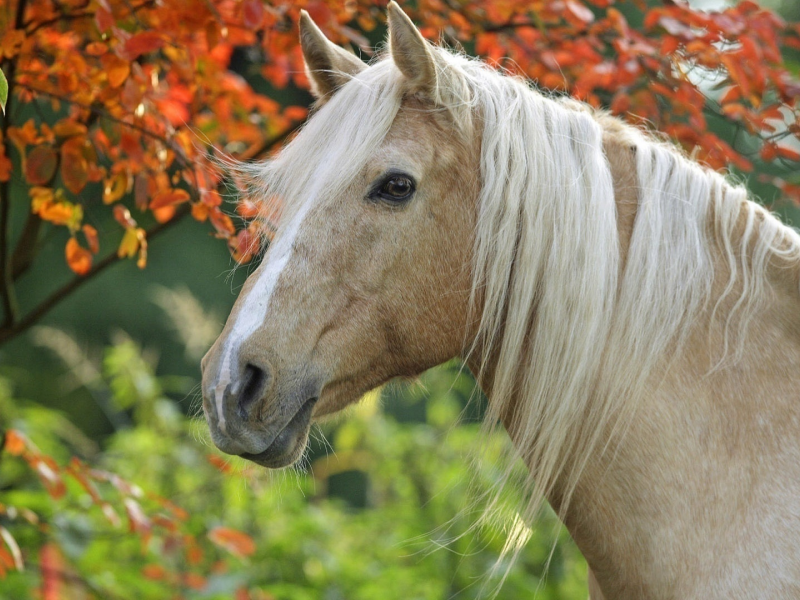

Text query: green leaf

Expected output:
[0,67,7,114]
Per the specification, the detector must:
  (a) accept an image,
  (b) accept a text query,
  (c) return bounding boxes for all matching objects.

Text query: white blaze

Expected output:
[213,195,317,432]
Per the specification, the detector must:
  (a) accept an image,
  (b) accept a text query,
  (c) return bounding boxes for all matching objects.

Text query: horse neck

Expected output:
[591,141,800,598]
[470,128,800,598]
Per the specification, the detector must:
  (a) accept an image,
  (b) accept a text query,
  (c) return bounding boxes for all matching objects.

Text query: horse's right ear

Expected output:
[299,11,365,99]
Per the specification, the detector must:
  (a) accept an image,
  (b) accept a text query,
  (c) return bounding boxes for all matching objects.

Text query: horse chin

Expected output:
[240,397,317,468]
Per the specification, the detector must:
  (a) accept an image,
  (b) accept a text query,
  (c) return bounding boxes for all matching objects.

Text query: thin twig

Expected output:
[0,205,191,346]
[15,83,194,171]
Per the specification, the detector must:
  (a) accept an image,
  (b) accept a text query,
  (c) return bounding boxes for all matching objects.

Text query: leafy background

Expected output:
[0,0,799,597]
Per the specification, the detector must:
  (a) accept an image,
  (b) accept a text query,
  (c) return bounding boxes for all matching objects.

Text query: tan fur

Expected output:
[203,6,800,598]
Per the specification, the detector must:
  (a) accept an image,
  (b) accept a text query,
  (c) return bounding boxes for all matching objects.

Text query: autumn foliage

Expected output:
[0,0,799,343]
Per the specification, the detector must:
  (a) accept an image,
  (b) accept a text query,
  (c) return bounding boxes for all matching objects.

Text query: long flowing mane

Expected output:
[430,46,800,533]
[232,37,800,567]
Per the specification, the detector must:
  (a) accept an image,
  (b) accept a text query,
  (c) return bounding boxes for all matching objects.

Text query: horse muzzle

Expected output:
[201,342,321,468]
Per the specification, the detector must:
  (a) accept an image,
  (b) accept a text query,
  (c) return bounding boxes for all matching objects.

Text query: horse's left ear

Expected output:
[299,10,366,99]
[387,2,437,95]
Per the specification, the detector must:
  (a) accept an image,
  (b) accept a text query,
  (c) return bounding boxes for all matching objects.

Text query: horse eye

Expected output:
[372,174,416,203]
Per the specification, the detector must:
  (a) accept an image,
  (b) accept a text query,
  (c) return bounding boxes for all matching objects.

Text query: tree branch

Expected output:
[15,83,194,172]
[11,211,42,279]
[0,0,29,328]
[0,205,191,346]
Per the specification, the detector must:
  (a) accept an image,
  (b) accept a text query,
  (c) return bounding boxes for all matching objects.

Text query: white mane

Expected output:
[429,48,800,538]
[231,39,800,570]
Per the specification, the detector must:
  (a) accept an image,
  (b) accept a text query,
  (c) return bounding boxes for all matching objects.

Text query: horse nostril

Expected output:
[237,363,270,419]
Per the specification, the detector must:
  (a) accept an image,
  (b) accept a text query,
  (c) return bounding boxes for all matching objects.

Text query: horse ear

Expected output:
[387,1,436,95]
[299,10,365,99]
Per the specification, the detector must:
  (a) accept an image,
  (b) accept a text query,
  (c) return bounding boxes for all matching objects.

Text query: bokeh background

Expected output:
[1,0,799,597]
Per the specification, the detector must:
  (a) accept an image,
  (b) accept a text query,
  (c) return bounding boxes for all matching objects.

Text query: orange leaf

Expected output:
[283,105,308,122]
[25,145,57,185]
[53,119,87,139]
[33,457,66,499]
[191,202,209,222]
[66,238,92,275]
[39,201,77,227]
[209,208,235,236]
[85,42,108,56]
[206,454,232,473]
[660,36,680,55]
[0,546,14,577]
[142,564,167,580]
[229,228,258,264]
[149,188,190,210]
[3,430,26,456]
[719,86,741,105]
[101,54,130,88]
[207,527,256,558]
[82,224,99,254]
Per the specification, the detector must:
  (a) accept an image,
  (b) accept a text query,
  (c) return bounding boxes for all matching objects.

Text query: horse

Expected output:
[201,3,800,598]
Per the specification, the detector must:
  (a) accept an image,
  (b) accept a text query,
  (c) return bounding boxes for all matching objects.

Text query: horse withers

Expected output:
[202,4,800,598]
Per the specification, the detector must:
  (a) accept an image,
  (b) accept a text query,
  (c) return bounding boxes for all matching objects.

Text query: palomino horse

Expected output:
[202,3,800,598]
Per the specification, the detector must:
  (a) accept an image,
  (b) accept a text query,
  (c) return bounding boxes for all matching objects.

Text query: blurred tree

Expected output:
[0,0,798,346]
[1,0,800,597]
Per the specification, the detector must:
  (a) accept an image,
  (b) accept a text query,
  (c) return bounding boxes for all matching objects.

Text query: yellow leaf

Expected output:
[103,172,128,204]
[117,227,140,259]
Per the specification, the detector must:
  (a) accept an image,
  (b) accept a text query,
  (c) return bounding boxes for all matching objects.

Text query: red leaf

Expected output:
[113,205,137,229]
[208,527,256,558]
[40,543,64,600]
[123,31,164,60]
[95,7,114,32]
[60,138,89,194]
[82,224,99,254]
[242,0,265,29]
[660,36,680,56]
[761,142,777,161]
[776,144,800,162]
[25,145,57,185]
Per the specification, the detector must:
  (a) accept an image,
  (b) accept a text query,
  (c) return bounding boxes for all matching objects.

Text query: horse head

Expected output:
[201,3,478,468]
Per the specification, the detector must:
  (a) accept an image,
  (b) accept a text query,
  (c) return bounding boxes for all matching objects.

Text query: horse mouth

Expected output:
[240,397,318,468]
